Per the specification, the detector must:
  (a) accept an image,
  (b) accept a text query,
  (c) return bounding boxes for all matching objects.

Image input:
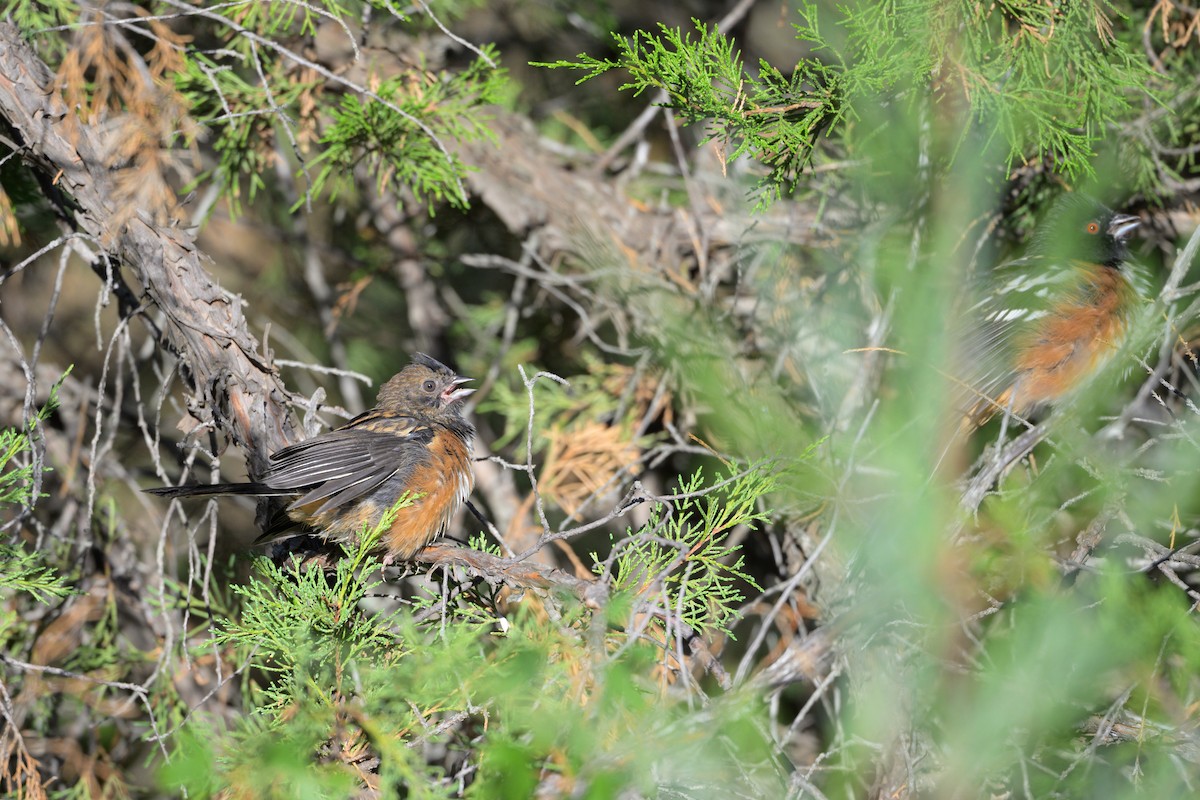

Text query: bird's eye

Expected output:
[1086,221,1100,235]
[422,380,437,392]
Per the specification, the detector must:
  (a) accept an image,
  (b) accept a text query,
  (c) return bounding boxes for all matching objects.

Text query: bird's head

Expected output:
[376,353,475,413]
[1034,194,1140,269]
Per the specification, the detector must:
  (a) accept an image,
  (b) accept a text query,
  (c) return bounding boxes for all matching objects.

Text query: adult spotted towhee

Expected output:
[960,195,1143,426]
[148,353,476,562]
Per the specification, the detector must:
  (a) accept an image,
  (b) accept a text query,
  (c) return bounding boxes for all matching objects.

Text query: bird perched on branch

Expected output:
[960,195,1143,427]
[147,353,476,563]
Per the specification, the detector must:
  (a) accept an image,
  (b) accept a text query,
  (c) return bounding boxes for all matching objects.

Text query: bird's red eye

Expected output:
[422,380,436,392]
[1086,221,1100,234]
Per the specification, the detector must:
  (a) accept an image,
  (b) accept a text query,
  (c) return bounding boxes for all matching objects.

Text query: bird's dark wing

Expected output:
[263,412,435,515]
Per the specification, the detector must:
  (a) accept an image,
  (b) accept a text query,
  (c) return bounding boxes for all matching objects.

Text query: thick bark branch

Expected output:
[456,107,818,263]
[0,23,296,472]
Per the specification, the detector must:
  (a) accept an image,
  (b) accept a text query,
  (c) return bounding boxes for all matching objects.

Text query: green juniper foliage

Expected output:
[215,546,401,708]
[537,14,841,208]
[162,3,506,215]
[165,466,782,798]
[7,0,77,54]
[173,54,316,211]
[541,1,1160,205]
[308,49,505,213]
[599,463,770,639]
[0,543,72,607]
[0,370,72,605]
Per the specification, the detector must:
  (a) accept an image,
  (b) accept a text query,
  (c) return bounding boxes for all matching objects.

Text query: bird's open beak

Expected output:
[1108,214,1140,242]
[442,376,475,404]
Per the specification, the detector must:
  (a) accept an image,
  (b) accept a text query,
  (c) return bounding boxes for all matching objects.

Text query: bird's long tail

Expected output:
[144,482,285,498]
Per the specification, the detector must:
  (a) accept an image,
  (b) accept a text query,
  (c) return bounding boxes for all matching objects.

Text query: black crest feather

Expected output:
[411,352,453,374]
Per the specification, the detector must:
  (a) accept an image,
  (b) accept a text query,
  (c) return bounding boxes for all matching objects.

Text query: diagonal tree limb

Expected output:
[0,22,296,475]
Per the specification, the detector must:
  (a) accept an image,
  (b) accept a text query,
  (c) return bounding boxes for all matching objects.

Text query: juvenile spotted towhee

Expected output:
[148,353,476,562]
[960,195,1143,426]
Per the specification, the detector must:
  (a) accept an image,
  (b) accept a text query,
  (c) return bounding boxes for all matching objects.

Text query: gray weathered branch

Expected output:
[0,22,296,473]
